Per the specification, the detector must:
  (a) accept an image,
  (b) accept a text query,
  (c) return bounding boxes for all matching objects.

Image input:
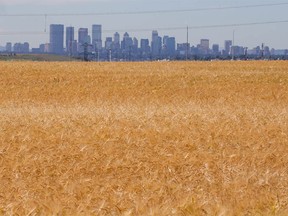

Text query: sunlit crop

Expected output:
[0,61,288,215]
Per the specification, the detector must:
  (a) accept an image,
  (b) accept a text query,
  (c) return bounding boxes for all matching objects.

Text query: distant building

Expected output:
[105,37,113,50]
[78,28,89,44]
[66,26,74,55]
[92,24,102,49]
[13,42,29,53]
[31,48,41,53]
[163,36,169,47]
[113,32,120,50]
[270,49,288,56]
[133,37,138,49]
[39,44,45,53]
[50,24,64,54]
[177,43,190,56]
[121,32,133,51]
[140,39,150,54]
[212,44,220,55]
[165,37,176,57]
[78,28,90,53]
[224,40,232,55]
[199,39,209,55]
[230,46,245,57]
[151,30,162,58]
[70,40,78,56]
[264,46,270,57]
[6,42,12,52]
[44,43,50,53]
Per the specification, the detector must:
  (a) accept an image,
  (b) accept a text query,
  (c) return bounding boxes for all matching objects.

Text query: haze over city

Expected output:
[1,0,288,49]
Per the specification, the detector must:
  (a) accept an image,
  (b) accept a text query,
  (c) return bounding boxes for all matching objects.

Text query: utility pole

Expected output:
[95,47,100,62]
[232,30,235,60]
[44,14,47,32]
[261,43,264,59]
[129,46,132,61]
[109,49,112,62]
[186,26,189,61]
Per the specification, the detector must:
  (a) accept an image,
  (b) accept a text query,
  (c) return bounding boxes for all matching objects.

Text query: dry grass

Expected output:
[0,61,288,215]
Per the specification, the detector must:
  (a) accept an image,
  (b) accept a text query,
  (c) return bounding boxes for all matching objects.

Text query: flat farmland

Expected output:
[0,61,288,215]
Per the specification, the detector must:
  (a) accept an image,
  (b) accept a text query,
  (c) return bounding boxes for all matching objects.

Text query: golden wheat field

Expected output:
[0,61,288,215]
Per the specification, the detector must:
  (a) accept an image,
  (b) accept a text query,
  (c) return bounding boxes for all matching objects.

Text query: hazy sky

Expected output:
[0,0,288,49]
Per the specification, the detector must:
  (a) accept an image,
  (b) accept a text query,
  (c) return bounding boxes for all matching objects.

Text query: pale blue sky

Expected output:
[0,0,288,49]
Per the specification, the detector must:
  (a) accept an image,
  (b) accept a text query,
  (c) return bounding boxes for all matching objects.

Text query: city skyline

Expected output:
[0,0,288,49]
[2,23,287,62]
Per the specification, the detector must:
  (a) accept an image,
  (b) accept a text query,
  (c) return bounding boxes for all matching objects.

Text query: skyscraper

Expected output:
[121,32,133,51]
[200,39,209,55]
[78,28,89,44]
[66,26,74,54]
[212,44,220,55]
[92,24,102,49]
[105,37,113,50]
[151,30,161,58]
[225,40,232,55]
[140,39,150,52]
[50,24,64,54]
[113,32,120,49]
[166,37,176,57]
[200,39,209,50]
[133,37,138,49]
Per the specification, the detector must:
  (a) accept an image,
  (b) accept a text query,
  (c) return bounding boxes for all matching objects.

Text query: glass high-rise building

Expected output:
[166,37,176,57]
[66,26,74,54]
[151,30,161,58]
[50,24,64,54]
[92,24,102,49]
[140,39,150,53]
[78,28,89,44]
[113,32,120,49]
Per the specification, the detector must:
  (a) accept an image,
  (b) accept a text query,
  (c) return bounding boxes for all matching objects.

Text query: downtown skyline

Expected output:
[2,23,288,62]
[0,0,288,49]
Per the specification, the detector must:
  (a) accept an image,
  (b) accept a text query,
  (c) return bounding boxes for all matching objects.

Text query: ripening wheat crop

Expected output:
[0,61,288,215]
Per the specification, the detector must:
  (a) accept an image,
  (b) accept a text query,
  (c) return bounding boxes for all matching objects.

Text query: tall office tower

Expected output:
[92,24,102,49]
[224,40,232,55]
[140,39,150,53]
[121,32,133,51]
[151,30,161,58]
[166,37,176,57]
[78,28,89,44]
[133,37,138,49]
[66,26,74,54]
[50,24,64,54]
[212,44,220,54]
[199,39,209,55]
[163,36,169,46]
[200,39,209,50]
[113,32,120,49]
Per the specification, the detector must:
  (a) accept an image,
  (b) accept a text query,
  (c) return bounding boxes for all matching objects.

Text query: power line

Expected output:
[0,2,288,17]
[1,20,288,35]
[106,20,288,32]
